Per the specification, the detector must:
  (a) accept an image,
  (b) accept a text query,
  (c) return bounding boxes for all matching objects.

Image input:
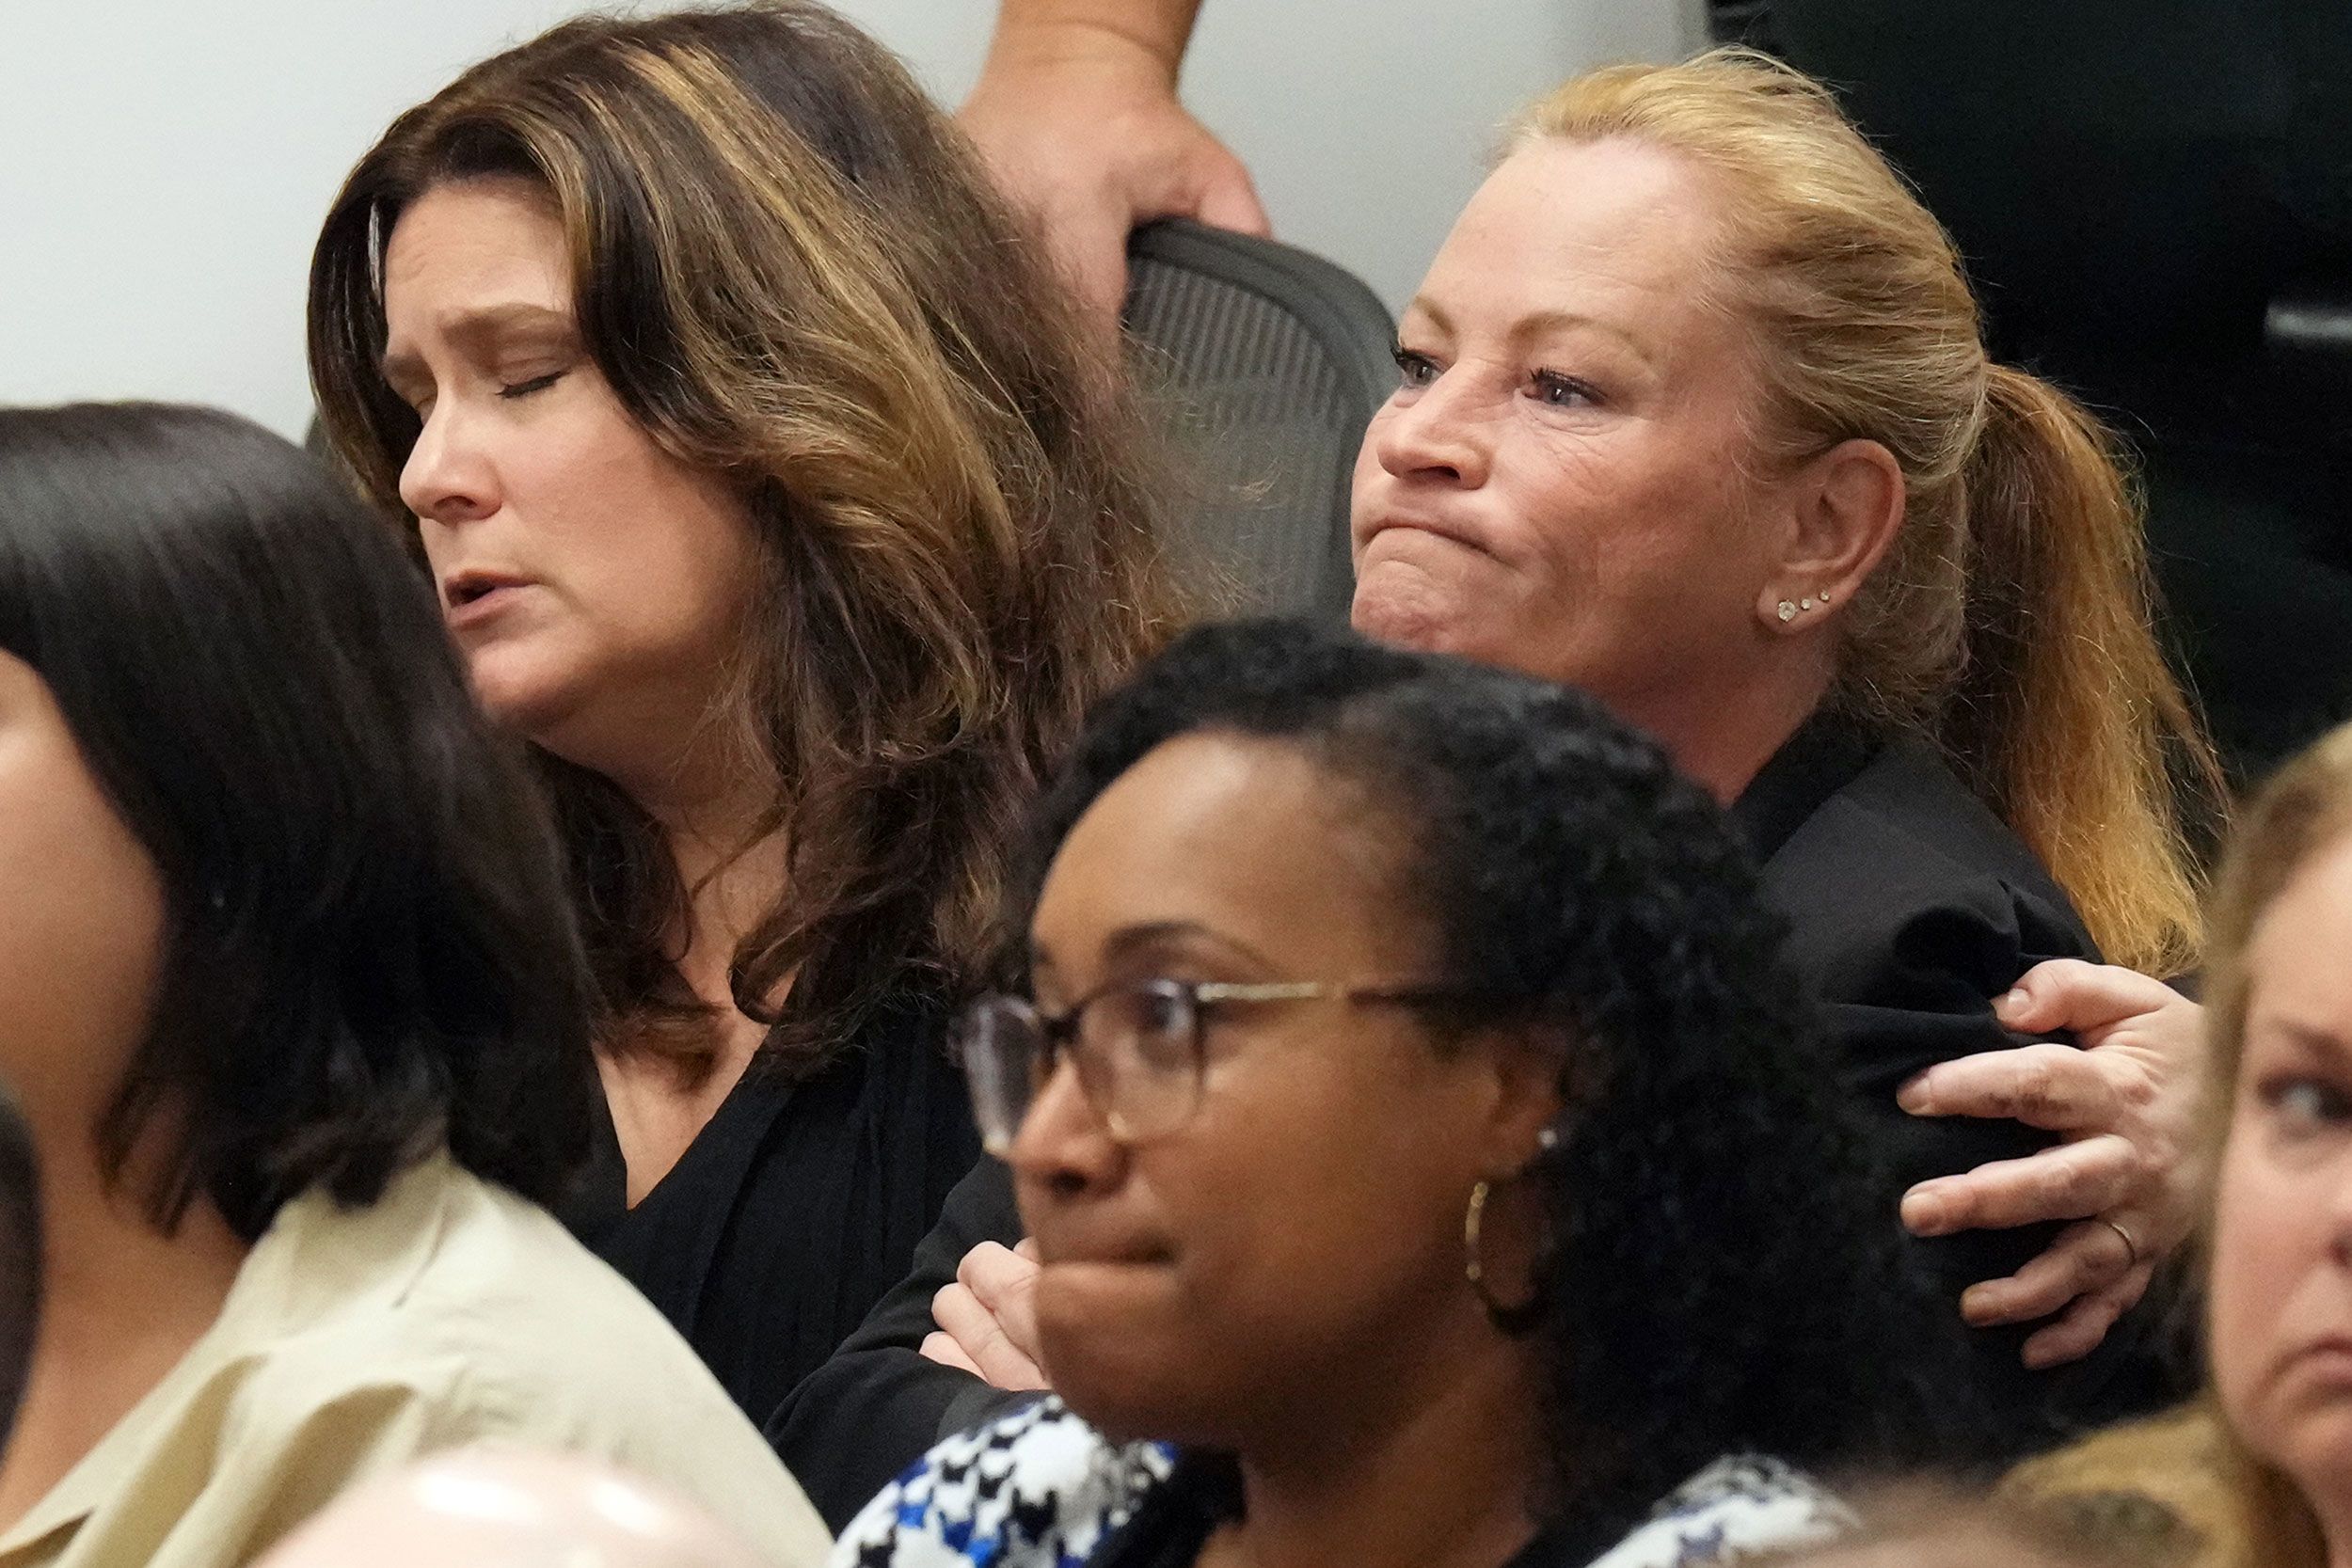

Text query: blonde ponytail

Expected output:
[1942,366,2221,977]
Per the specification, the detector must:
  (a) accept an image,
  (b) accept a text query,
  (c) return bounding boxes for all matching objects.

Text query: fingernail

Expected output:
[2022,1339,2061,1370]
[1994,988,2028,1019]
[1961,1285,2005,1325]
[1900,1189,1948,1236]
[1896,1073,1933,1114]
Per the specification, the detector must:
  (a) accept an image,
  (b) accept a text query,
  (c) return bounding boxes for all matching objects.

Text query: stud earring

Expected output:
[1818,588,1833,604]
[1775,600,1797,622]
[1799,597,1815,611]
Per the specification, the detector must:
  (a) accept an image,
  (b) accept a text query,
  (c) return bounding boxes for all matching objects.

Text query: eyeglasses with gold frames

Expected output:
[955,976,1485,1155]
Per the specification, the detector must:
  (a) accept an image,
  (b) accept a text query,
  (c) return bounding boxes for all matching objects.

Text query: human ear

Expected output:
[1473,1024,1571,1179]
[1755,437,1905,633]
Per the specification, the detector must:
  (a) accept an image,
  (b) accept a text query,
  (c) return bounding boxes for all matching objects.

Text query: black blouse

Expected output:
[1083,1456,1591,1568]
[567,992,982,1426]
[1724,715,2184,1433]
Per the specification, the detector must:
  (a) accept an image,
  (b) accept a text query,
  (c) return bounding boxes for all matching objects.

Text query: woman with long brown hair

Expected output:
[307,1,1174,1423]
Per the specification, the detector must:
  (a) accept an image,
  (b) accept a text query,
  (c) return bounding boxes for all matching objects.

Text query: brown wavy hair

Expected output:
[310,3,1178,1075]
[1514,49,2226,978]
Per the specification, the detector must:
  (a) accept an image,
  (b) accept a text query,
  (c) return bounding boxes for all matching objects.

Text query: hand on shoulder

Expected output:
[1899,959,2204,1367]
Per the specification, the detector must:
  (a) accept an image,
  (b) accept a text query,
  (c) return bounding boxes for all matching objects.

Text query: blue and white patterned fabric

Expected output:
[834,1399,1170,1567]
[830,1399,1851,1568]
[1583,1455,1851,1567]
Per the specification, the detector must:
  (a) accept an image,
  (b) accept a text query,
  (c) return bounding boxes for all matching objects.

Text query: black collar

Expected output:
[1726,712,1882,865]
[1089,1452,1239,1568]
[1090,1450,1594,1568]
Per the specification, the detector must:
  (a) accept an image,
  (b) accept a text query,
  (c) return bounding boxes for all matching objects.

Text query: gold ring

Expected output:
[2100,1217,2141,1268]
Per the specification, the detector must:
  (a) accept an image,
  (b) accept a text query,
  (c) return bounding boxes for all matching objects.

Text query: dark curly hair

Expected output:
[0,403,594,1242]
[1010,618,1983,1550]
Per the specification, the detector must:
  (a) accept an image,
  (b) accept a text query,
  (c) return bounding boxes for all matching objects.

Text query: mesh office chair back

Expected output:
[1122,220,1398,623]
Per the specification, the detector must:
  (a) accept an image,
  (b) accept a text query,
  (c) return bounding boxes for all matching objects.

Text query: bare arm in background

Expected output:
[962,0,1268,317]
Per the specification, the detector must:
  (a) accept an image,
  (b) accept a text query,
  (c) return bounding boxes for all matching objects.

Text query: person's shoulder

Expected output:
[1764,736,2095,998]
[781,987,968,1147]
[1774,736,2065,904]
[833,1398,1173,1568]
[242,1163,762,1442]
[229,1163,828,1559]
[1575,1455,1851,1568]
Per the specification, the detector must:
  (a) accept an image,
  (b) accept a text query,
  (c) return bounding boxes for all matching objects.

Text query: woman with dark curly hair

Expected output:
[834,618,1969,1568]
[0,404,826,1568]
[307,2,1175,1421]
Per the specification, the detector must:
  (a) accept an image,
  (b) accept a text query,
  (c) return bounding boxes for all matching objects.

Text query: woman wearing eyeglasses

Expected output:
[831,619,1969,1568]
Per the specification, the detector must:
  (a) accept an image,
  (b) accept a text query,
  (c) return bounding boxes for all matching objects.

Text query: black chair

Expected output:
[1122,220,1398,624]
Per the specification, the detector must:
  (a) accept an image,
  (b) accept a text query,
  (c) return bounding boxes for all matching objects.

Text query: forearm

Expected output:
[968,0,1259,315]
[767,1160,1030,1528]
[834,1159,1026,1359]
[986,0,1204,83]
[770,1349,1034,1529]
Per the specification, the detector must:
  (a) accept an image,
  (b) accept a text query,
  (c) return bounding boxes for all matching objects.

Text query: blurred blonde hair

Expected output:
[2008,723,2352,1568]
[1773,1481,2149,1566]
[2201,722,2352,1126]
[2197,720,2352,1567]
[1511,49,2225,979]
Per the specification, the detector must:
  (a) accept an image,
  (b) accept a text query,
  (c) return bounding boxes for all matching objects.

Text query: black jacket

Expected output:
[770,718,2183,1528]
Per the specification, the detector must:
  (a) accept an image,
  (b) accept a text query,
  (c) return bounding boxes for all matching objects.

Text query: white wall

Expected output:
[0,1,1686,440]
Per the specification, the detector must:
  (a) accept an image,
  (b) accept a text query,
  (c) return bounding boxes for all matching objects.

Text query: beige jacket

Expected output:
[0,1154,830,1568]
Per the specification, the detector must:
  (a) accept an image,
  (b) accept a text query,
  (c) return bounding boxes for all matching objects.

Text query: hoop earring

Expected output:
[1464,1180,1546,1334]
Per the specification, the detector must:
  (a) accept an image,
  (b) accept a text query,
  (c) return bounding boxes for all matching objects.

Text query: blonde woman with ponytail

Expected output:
[1337,45,2228,1457]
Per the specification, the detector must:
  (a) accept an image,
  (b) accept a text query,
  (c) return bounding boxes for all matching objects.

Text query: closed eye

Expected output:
[499,372,566,401]
[380,376,435,420]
